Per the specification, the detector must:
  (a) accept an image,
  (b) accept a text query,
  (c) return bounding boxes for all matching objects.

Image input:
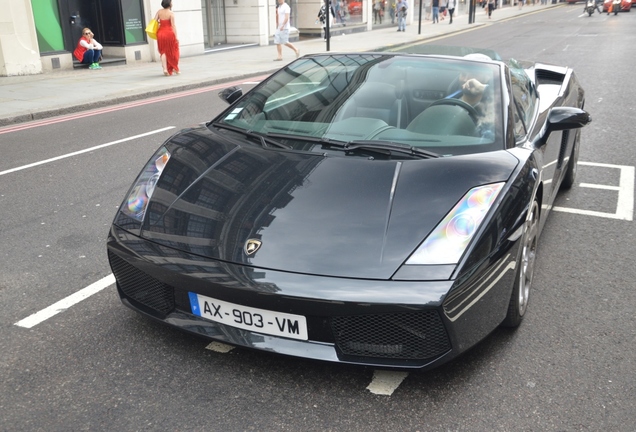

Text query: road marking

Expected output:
[0,127,174,177]
[580,183,619,191]
[366,370,409,396]
[0,77,266,134]
[14,274,115,328]
[205,342,235,353]
[553,162,634,221]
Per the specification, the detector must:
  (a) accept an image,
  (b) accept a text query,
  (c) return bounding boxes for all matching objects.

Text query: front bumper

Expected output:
[107,225,517,369]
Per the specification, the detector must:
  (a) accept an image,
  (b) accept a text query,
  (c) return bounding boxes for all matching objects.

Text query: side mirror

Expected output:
[535,107,591,147]
[547,107,591,130]
[218,86,242,105]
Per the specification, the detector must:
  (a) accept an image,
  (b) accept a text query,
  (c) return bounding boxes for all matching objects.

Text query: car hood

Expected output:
[137,126,519,279]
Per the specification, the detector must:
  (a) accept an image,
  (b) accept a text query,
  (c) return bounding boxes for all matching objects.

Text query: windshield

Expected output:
[219,54,503,156]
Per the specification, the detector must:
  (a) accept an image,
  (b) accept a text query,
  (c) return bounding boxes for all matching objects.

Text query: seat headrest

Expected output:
[352,83,398,108]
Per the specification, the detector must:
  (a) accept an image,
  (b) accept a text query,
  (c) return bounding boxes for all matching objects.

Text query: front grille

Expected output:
[108,251,175,315]
[331,310,451,361]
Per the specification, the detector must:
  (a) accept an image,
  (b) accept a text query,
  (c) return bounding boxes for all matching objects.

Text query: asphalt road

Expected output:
[1,6,635,431]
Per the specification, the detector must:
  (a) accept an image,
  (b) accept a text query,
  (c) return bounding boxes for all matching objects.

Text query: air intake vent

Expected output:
[108,251,175,316]
[332,310,451,361]
[536,69,564,85]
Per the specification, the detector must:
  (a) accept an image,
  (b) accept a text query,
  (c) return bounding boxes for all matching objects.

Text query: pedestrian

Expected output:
[373,0,383,24]
[73,28,103,70]
[333,0,341,23]
[317,0,335,40]
[432,0,440,23]
[396,0,408,30]
[340,0,350,23]
[155,0,180,76]
[447,0,456,23]
[487,0,495,18]
[583,0,602,14]
[390,1,397,23]
[425,0,432,20]
[440,0,446,20]
[274,0,300,61]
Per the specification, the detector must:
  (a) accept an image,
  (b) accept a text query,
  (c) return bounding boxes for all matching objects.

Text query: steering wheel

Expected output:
[428,98,479,122]
[446,76,461,96]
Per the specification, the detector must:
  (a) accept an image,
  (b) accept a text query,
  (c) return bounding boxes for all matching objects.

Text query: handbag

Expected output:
[145,19,159,40]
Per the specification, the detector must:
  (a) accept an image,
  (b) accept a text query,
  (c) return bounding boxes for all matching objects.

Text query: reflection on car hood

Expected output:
[139,126,518,279]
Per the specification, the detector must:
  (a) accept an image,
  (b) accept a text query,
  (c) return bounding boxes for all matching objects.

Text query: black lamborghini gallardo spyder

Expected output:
[107,47,590,369]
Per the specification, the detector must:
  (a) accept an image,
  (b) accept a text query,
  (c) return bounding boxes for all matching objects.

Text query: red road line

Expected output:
[0,75,266,135]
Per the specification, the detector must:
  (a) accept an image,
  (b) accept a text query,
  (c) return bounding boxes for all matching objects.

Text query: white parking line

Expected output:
[366,370,409,395]
[553,162,634,221]
[580,183,619,191]
[205,342,235,353]
[14,274,115,328]
[0,127,174,177]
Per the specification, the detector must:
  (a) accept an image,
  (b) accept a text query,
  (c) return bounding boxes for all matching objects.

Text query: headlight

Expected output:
[405,183,504,265]
[121,146,171,222]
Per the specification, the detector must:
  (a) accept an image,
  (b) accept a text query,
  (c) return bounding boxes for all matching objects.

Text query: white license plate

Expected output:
[188,292,308,341]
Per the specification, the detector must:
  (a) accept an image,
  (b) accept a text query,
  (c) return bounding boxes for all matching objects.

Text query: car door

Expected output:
[510,66,561,208]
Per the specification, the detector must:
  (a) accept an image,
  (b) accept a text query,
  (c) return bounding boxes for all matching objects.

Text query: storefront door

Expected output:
[57,0,124,51]
[201,0,226,48]
[58,0,99,51]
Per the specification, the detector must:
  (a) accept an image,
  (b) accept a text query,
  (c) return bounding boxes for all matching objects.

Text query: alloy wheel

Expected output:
[518,200,539,316]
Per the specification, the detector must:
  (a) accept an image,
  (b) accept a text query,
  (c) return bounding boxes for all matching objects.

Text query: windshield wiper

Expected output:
[343,140,441,159]
[211,122,291,149]
[265,132,327,144]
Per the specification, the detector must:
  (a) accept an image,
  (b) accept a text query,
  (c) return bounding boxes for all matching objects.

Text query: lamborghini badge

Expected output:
[244,239,262,256]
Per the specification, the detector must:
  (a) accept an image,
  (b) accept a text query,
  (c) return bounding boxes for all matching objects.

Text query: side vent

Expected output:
[557,130,569,169]
[536,69,565,85]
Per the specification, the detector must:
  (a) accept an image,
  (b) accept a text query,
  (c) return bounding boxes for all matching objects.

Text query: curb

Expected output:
[0,71,278,127]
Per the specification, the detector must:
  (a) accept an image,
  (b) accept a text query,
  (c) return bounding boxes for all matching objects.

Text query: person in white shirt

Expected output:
[317,1,336,40]
[73,28,103,69]
[274,0,300,61]
[447,0,456,23]
[396,0,408,31]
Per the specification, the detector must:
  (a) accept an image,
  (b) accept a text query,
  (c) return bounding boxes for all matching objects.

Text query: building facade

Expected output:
[2,0,410,76]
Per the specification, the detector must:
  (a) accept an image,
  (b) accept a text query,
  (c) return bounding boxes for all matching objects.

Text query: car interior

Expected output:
[223,55,502,155]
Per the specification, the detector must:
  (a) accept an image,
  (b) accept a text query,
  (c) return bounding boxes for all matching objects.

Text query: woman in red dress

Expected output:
[155,0,180,76]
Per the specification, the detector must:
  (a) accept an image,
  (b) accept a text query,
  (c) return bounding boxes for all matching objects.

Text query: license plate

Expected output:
[188,292,308,341]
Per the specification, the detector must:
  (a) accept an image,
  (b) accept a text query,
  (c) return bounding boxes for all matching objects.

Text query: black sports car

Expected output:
[107,47,591,369]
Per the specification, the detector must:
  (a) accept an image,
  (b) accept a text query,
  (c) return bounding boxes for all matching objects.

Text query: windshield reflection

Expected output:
[220,53,504,156]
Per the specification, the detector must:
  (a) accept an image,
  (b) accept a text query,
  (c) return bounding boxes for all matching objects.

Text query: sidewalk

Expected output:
[0,3,558,127]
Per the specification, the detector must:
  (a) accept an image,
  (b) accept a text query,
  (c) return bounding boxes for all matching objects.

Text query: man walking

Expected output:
[274,0,300,61]
[432,0,440,23]
[487,0,495,18]
[447,0,455,23]
[396,0,408,31]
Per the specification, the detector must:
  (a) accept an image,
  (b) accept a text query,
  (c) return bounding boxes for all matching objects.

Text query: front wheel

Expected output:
[501,199,539,328]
